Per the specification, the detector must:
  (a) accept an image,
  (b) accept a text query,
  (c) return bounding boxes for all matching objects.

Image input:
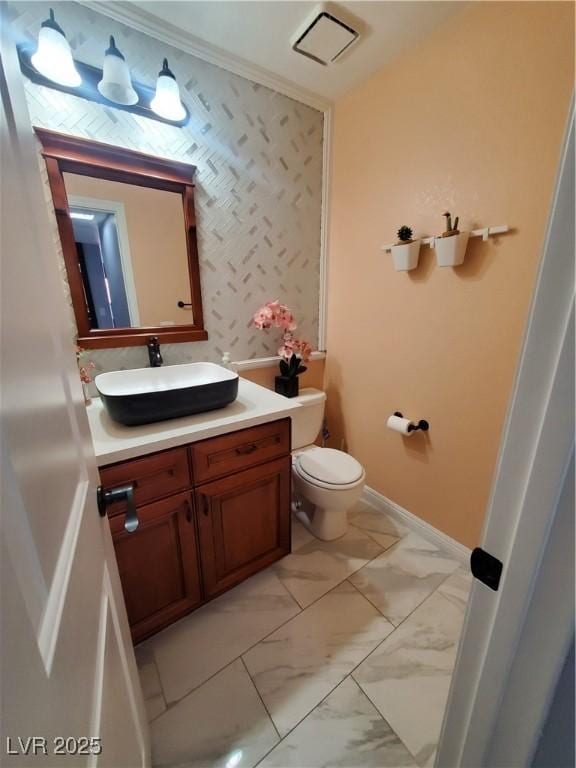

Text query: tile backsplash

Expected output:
[7,1,323,377]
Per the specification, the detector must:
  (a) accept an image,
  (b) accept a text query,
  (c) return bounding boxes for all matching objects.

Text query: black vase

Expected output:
[275,375,299,398]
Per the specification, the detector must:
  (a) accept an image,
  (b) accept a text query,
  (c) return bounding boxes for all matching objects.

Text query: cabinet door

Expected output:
[109,491,202,642]
[196,457,291,598]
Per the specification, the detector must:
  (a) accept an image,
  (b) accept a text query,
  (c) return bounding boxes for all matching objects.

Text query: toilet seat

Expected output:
[294,447,364,490]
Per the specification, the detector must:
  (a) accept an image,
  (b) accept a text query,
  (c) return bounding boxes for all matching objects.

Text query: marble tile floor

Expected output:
[136,501,472,768]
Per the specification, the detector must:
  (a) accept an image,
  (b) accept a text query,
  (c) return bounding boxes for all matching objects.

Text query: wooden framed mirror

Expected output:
[36,128,207,348]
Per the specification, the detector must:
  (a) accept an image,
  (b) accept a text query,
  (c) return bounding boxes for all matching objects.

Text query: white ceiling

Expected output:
[120,1,466,104]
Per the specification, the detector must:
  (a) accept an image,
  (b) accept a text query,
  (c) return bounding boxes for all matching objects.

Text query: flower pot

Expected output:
[275,375,299,398]
[434,231,470,267]
[391,240,421,271]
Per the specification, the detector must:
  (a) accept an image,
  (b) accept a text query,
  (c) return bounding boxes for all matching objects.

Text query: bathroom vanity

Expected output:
[88,379,301,643]
[37,128,307,644]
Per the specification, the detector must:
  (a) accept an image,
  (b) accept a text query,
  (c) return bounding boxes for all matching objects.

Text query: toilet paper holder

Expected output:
[394,412,430,433]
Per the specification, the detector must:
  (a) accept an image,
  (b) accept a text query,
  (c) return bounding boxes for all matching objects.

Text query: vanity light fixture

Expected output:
[70,211,95,221]
[31,8,81,88]
[19,28,189,127]
[97,36,138,106]
[150,59,186,122]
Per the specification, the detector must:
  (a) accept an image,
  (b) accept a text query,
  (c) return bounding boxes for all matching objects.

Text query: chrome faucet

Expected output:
[147,336,163,367]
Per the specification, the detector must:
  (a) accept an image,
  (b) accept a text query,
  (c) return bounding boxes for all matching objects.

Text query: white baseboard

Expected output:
[362,486,472,564]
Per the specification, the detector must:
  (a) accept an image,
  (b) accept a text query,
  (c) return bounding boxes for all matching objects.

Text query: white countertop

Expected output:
[86,378,302,466]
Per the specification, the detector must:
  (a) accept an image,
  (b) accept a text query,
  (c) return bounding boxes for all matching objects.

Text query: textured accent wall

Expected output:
[7,1,323,374]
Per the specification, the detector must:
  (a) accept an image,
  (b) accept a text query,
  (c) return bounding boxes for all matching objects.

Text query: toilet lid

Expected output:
[296,447,364,486]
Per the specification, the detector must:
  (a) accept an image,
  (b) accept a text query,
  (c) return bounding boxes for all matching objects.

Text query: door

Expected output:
[110,492,202,643]
[0,26,149,768]
[437,103,574,767]
[197,458,291,597]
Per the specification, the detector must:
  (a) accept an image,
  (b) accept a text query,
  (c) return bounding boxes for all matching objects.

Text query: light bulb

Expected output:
[97,36,138,106]
[150,59,186,122]
[31,8,81,88]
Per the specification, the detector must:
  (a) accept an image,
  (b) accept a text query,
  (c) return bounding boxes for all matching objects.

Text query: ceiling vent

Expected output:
[292,5,360,66]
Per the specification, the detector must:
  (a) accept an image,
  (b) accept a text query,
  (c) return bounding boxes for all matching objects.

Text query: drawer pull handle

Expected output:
[236,443,258,455]
[200,494,209,517]
[97,483,139,533]
[185,500,193,523]
[133,466,176,487]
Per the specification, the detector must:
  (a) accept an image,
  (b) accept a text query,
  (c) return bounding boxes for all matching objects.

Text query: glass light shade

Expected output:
[97,37,137,106]
[31,12,81,88]
[150,59,186,122]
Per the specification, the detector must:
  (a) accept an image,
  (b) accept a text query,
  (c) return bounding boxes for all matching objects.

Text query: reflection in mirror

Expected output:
[63,173,192,329]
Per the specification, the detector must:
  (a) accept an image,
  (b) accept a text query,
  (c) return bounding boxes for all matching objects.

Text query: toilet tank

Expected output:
[291,388,327,449]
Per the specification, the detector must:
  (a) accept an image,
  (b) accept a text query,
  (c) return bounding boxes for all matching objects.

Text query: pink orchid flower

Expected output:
[278,332,312,362]
[252,301,312,364]
[252,300,297,331]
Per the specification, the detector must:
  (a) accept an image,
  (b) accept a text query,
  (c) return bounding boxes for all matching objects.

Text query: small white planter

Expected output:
[391,240,421,271]
[434,231,470,267]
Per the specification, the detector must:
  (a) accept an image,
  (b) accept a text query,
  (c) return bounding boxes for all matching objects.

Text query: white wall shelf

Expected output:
[382,224,509,254]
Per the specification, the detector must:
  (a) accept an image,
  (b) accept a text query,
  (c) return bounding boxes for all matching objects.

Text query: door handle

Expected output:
[97,483,139,533]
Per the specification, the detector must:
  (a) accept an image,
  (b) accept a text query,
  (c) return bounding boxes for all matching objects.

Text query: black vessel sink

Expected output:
[95,363,239,426]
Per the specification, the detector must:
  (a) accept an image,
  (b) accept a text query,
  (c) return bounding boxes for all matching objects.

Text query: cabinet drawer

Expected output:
[191,418,290,484]
[100,447,191,515]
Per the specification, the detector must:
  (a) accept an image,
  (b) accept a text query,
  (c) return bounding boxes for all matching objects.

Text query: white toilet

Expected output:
[291,388,365,541]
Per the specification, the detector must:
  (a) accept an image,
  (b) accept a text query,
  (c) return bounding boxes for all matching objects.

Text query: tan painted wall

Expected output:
[63,173,191,326]
[325,1,574,548]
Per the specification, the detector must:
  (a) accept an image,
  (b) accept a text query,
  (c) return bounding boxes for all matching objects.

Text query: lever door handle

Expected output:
[97,483,139,533]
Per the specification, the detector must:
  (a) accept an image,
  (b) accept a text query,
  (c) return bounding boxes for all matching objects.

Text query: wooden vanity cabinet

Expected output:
[109,492,202,642]
[100,418,291,642]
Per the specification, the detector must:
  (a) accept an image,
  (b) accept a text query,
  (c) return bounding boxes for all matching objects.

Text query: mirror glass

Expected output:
[63,172,193,329]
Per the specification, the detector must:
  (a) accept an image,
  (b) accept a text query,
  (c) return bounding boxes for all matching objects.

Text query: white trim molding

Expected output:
[318,106,332,351]
[362,485,472,564]
[37,476,90,674]
[232,350,326,372]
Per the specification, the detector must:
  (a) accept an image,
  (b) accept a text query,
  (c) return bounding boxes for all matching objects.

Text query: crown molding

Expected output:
[81,1,333,112]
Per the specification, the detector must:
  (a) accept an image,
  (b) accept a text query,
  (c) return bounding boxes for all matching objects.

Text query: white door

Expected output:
[437,103,574,767]
[0,24,149,768]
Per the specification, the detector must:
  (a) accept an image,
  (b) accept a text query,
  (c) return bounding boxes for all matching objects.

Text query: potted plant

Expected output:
[252,300,312,398]
[275,351,307,397]
[434,211,470,266]
[391,225,421,271]
[275,332,311,397]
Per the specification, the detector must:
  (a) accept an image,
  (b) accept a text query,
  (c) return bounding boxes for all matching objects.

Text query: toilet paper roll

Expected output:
[387,414,413,436]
